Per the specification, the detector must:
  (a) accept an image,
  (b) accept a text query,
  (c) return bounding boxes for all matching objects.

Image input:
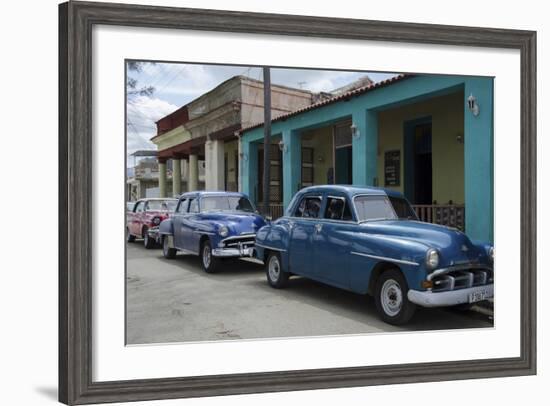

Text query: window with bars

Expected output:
[301,147,314,187]
[334,120,353,148]
[258,144,283,203]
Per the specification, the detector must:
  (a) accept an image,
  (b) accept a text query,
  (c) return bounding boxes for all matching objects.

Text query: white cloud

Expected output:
[126,95,178,160]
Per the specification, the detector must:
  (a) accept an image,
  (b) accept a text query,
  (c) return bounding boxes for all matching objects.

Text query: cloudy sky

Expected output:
[126,62,397,166]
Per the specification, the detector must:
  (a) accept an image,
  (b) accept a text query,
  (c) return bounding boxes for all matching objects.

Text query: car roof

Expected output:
[179,191,248,198]
[137,197,178,201]
[298,184,404,198]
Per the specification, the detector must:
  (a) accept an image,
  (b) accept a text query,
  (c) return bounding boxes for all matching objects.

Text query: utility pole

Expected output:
[262,67,271,216]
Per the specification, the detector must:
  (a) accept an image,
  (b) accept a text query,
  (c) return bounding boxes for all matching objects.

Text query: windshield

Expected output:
[201,196,255,213]
[354,195,417,222]
[388,196,417,220]
[147,200,177,212]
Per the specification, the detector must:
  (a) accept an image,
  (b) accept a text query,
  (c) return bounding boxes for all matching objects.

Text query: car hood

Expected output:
[361,220,486,265]
[199,211,266,234]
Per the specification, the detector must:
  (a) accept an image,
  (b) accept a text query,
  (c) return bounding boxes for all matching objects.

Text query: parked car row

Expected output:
[126,186,494,325]
[126,198,178,248]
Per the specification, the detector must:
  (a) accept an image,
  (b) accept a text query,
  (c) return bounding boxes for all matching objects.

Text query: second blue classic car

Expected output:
[255,185,494,325]
[159,191,267,272]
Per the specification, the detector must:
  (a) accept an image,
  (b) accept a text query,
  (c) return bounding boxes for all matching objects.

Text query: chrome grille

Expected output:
[432,269,493,292]
[221,235,256,249]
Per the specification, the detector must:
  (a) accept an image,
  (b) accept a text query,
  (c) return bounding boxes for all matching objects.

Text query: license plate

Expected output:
[468,290,487,303]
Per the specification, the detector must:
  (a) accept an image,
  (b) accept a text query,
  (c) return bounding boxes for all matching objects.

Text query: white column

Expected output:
[188,154,198,192]
[172,158,181,196]
[158,161,167,198]
[205,138,225,190]
[181,158,189,190]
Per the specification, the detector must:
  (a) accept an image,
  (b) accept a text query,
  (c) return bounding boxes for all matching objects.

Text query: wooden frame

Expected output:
[59,1,537,404]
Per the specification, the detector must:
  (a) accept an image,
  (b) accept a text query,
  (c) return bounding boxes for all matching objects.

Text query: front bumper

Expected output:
[147,226,161,243]
[212,246,255,258]
[408,284,494,307]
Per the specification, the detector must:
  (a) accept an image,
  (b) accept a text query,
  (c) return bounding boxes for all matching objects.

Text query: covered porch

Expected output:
[240,74,493,243]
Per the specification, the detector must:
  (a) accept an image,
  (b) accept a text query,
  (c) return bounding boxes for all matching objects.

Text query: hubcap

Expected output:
[268,256,280,282]
[380,279,403,317]
[203,245,211,268]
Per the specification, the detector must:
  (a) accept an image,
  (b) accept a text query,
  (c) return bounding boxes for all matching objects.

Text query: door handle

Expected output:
[315,223,323,233]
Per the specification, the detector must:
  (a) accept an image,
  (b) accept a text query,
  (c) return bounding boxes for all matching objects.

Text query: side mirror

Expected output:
[265,215,273,222]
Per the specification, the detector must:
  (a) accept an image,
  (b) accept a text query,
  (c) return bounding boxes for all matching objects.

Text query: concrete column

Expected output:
[464,77,494,243]
[172,158,181,196]
[352,109,378,186]
[181,158,189,190]
[205,138,225,190]
[188,154,198,192]
[282,129,301,208]
[241,141,258,204]
[158,161,167,198]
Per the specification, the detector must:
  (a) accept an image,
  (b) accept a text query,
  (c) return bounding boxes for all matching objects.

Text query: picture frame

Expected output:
[59,1,537,404]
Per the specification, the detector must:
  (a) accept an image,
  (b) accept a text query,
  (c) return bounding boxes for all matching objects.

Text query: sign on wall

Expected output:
[384,150,401,186]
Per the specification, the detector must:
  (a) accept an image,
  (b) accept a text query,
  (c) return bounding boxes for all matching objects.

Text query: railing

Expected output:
[412,204,465,231]
[259,204,285,220]
[260,203,465,230]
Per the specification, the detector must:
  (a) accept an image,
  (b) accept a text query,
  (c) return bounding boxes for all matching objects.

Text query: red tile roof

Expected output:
[240,74,412,133]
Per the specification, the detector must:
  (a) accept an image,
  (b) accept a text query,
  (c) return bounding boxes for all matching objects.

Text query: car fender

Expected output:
[255,220,292,270]
[159,218,174,236]
[347,232,430,294]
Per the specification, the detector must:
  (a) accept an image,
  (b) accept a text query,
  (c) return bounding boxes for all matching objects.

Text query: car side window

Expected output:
[324,197,353,221]
[294,196,322,218]
[135,201,144,213]
[177,198,188,214]
[188,198,199,213]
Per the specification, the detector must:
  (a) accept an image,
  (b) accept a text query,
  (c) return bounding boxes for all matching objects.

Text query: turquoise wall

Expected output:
[241,74,494,243]
[464,78,494,243]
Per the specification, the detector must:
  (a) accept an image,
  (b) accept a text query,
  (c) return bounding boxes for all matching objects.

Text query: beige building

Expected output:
[151,75,321,197]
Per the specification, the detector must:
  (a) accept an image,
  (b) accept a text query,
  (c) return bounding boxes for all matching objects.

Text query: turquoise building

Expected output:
[239,74,494,243]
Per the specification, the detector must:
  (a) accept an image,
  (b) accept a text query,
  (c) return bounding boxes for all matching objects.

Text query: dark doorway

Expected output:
[335,146,353,184]
[404,118,432,204]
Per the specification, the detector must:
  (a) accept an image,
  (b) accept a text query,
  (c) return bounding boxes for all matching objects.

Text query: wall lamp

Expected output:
[467,93,480,117]
[278,140,288,153]
[350,123,361,139]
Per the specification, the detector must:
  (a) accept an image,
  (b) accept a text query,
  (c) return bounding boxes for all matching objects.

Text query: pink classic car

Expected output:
[126,198,177,248]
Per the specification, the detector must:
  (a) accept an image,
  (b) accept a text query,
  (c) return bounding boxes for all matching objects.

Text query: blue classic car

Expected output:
[255,185,494,325]
[159,191,267,272]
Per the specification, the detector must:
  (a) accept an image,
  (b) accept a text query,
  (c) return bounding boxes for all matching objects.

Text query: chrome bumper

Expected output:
[212,246,255,258]
[147,226,161,241]
[408,284,494,307]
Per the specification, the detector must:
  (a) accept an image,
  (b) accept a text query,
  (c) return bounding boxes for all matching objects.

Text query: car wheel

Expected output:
[126,227,135,242]
[266,251,289,288]
[143,227,155,249]
[162,236,177,259]
[201,240,219,273]
[374,269,416,325]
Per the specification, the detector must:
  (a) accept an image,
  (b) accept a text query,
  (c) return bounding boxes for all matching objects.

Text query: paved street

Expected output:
[126,242,493,345]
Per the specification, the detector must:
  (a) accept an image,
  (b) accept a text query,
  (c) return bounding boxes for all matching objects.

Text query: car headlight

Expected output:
[218,226,229,237]
[152,217,161,226]
[425,248,439,270]
[487,246,494,262]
